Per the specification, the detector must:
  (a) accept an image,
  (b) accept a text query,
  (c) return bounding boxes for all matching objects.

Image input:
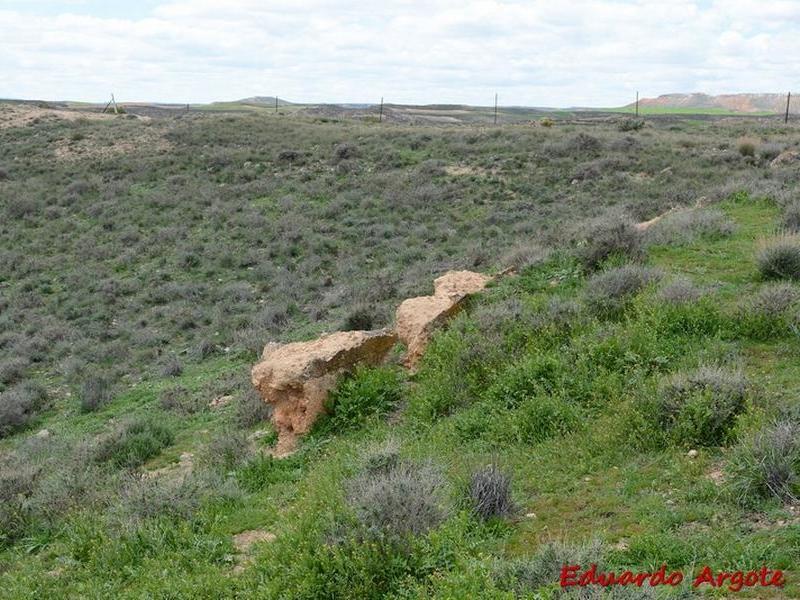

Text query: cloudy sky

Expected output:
[1,1,798,107]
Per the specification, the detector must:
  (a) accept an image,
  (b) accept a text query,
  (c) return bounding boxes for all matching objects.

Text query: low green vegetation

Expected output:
[313,366,403,435]
[655,365,749,447]
[94,416,175,469]
[1,104,800,597]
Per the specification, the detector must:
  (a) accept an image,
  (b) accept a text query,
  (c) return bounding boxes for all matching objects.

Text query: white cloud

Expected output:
[0,1,798,106]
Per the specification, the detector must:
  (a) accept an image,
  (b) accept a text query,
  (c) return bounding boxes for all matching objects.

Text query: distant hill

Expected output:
[628,93,793,114]
[7,93,795,118]
[236,96,293,106]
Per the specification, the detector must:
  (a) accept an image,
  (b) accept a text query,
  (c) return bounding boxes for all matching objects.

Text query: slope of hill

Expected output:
[236,96,293,106]
[1,103,800,597]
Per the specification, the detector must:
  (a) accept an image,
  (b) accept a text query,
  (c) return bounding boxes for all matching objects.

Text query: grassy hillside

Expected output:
[1,104,800,597]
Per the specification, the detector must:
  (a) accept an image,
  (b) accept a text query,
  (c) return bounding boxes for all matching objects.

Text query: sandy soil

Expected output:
[0,103,119,129]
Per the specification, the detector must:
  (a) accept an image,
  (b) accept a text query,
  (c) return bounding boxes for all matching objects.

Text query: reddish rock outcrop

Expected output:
[433,270,493,297]
[395,270,493,370]
[249,270,498,452]
[251,329,396,454]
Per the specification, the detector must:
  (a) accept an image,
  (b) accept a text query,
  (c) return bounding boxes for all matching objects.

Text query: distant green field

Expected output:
[193,102,300,112]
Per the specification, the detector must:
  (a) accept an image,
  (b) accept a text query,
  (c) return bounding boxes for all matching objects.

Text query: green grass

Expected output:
[2,197,798,597]
[648,194,781,302]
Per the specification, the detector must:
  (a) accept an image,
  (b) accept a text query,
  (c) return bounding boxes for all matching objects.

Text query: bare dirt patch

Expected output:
[0,103,118,129]
[635,197,709,231]
[53,128,172,161]
[0,103,171,161]
[231,529,276,574]
[707,464,725,486]
[635,207,681,231]
[444,164,490,176]
[745,507,800,532]
[233,529,276,552]
[144,451,194,480]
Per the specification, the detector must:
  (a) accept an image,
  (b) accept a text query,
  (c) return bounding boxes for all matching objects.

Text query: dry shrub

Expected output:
[737,137,758,157]
[332,142,358,163]
[0,357,29,386]
[782,200,800,232]
[585,265,661,316]
[0,381,48,438]
[80,375,111,412]
[360,437,402,475]
[346,458,448,541]
[0,437,103,546]
[236,387,272,428]
[159,386,206,415]
[160,355,183,377]
[657,277,704,304]
[747,282,800,318]
[757,234,800,280]
[114,471,239,524]
[728,419,800,505]
[201,429,252,472]
[467,464,515,521]
[576,217,642,271]
[758,142,784,162]
[499,242,550,271]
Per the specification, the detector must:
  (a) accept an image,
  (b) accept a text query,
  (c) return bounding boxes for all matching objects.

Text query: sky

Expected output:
[1,0,799,107]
